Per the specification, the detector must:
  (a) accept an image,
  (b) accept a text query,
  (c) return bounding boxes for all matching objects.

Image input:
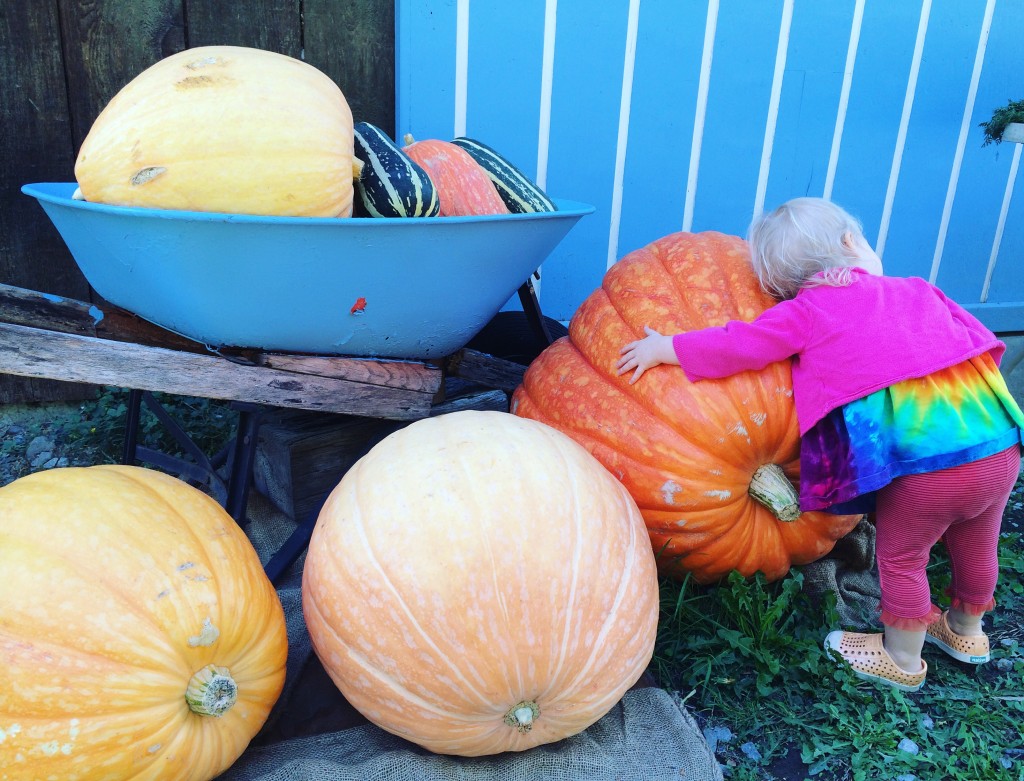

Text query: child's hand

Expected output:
[616,326,680,384]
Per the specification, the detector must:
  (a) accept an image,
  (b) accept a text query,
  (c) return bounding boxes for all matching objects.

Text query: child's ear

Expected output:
[841,231,858,251]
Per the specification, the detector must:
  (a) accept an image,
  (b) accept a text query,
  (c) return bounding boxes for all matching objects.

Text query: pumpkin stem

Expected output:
[503,700,540,733]
[185,664,238,717]
[748,464,801,522]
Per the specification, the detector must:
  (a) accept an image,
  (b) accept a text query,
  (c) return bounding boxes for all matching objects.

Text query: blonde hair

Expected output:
[747,197,865,299]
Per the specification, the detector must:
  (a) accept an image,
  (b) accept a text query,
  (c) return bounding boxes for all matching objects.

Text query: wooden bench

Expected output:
[0,283,531,581]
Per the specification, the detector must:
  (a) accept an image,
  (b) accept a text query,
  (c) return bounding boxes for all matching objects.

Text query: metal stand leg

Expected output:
[224,405,262,524]
[121,389,144,465]
[118,391,262,527]
[517,273,556,346]
[263,506,320,584]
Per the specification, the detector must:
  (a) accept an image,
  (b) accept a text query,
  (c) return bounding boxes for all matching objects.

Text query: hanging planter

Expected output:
[980,99,1024,145]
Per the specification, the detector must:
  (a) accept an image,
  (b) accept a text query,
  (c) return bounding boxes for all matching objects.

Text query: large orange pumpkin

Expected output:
[75,45,359,217]
[0,465,288,781]
[511,231,861,584]
[302,410,659,756]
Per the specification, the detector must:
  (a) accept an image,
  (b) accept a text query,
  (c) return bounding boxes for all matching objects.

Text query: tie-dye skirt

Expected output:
[799,354,1024,514]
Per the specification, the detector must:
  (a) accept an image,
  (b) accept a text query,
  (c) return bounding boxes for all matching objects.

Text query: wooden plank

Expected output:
[254,410,401,521]
[445,349,527,394]
[304,0,395,134]
[256,354,440,393]
[0,282,227,354]
[58,0,185,151]
[0,322,438,420]
[184,0,301,55]
[0,1,95,403]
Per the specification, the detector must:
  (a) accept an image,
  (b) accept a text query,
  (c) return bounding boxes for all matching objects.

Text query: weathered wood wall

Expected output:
[0,0,395,403]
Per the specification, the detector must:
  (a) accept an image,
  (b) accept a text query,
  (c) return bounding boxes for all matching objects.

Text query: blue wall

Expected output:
[397,0,1024,329]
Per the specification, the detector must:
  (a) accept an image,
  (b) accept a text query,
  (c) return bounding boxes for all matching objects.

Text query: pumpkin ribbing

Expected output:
[302,411,659,756]
[402,136,509,216]
[0,465,288,781]
[75,46,358,217]
[511,231,861,583]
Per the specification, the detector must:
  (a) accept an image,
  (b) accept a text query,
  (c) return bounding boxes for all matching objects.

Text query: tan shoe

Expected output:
[824,631,927,692]
[925,612,990,664]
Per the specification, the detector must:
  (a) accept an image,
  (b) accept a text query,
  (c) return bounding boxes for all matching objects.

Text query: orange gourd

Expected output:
[75,45,359,217]
[402,136,510,216]
[0,465,288,781]
[511,231,862,584]
[302,410,659,756]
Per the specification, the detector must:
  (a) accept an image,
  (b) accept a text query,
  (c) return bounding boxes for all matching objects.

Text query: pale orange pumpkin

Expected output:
[511,231,862,584]
[302,410,659,756]
[402,136,510,216]
[0,465,288,781]
[75,45,360,217]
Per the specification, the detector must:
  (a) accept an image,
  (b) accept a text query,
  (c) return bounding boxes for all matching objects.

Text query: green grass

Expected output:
[653,479,1024,781]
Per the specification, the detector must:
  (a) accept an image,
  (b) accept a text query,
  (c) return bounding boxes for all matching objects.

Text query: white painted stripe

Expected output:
[682,0,719,233]
[454,0,470,137]
[607,0,642,269]
[876,0,931,256]
[535,0,558,298]
[536,0,558,191]
[928,0,995,285]
[752,0,794,221]
[823,0,865,201]
[981,143,1021,303]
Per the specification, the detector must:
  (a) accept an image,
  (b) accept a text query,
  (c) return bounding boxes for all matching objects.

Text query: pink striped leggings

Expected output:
[874,445,1021,631]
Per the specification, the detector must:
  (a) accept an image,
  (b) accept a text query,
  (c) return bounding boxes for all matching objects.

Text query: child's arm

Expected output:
[617,299,810,384]
[617,327,679,383]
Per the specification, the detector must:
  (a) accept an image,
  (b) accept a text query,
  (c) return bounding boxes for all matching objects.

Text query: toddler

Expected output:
[617,197,1023,691]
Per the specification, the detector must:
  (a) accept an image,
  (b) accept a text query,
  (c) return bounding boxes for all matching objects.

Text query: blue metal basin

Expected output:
[22,183,593,358]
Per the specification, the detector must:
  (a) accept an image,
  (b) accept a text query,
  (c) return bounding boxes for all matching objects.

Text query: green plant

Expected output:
[654,496,1024,781]
[980,99,1024,145]
[0,387,237,488]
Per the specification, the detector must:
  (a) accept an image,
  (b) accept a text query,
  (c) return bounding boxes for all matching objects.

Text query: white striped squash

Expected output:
[302,411,659,756]
[450,137,556,213]
[353,122,439,217]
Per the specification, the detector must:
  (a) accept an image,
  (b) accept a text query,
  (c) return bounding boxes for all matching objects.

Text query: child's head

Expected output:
[747,197,877,299]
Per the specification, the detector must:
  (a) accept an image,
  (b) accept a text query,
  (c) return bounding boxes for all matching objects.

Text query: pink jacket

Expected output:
[673,268,1005,434]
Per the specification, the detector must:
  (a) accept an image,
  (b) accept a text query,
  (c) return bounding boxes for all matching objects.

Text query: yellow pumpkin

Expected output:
[302,411,659,756]
[75,45,359,217]
[0,465,288,781]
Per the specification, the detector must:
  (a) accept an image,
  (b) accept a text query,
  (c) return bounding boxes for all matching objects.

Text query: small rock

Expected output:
[30,451,54,468]
[41,457,69,470]
[702,725,733,754]
[740,742,762,761]
[26,435,54,462]
[920,715,934,730]
[995,658,1014,672]
[1000,638,1017,648]
[898,738,919,755]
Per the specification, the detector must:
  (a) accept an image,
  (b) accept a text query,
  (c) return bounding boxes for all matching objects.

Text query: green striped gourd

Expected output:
[353,122,439,218]
[450,137,557,213]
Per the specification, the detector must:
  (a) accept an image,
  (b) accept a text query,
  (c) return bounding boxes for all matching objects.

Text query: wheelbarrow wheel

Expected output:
[466,311,568,366]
